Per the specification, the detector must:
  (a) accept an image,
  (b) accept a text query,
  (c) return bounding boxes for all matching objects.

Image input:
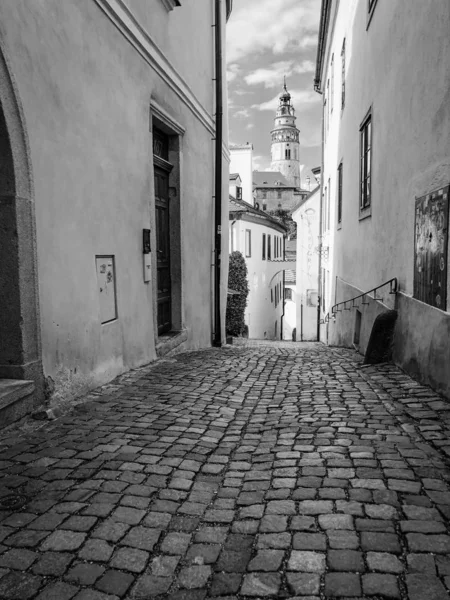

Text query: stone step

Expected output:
[0,379,35,428]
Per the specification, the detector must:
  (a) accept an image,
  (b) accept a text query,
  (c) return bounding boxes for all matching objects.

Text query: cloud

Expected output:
[245,123,254,130]
[227,63,241,84]
[234,108,251,119]
[227,0,319,64]
[252,88,319,111]
[244,60,315,89]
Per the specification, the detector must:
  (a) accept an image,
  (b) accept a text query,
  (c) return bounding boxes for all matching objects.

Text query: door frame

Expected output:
[150,100,185,342]
[0,40,43,398]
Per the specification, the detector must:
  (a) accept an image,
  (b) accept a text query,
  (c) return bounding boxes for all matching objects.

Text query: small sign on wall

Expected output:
[95,256,117,324]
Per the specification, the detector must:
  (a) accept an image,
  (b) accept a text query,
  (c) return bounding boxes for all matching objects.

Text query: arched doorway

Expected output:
[0,42,43,414]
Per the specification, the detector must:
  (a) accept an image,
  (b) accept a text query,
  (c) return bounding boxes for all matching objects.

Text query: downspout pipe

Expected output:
[213,0,223,347]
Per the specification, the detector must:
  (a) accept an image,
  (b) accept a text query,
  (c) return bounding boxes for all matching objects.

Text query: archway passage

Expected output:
[0,45,43,425]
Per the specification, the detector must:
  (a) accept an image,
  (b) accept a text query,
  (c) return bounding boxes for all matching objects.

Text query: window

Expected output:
[327,178,331,231]
[262,190,267,199]
[236,186,242,200]
[263,203,267,211]
[277,191,282,199]
[326,79,330,131]
[268,235,272,260]
[285,149,291,159]
[285,288,293,301]
[306,289,318,307]
[337,162,343,225]
[330,54,334,112]
[360,109,372,212]
[341,39,346,109]
[245,229,251,257]
[161,0,181,11]
[262,234,266,260]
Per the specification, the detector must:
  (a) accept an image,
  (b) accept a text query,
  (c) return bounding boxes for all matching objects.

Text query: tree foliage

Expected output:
[226,251,249,336]
[268,209,297,238]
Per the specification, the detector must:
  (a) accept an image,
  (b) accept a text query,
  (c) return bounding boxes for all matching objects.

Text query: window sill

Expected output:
[359,205,372,221]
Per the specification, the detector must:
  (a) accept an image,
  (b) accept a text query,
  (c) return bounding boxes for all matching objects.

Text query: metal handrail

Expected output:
[320,277,398,324]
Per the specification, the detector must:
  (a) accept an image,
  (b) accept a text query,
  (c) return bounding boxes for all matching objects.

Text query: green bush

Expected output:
[226,251,249,336]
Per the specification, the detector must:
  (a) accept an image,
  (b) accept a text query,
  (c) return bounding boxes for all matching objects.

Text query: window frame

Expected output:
[245,229,252,257]
[268,235,272,260]
[337,161,343,227]
[262,233,266,260]
[359,107,372,219]
[341,39,346,110]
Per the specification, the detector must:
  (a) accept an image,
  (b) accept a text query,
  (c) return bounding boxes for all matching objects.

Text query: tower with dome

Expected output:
[270,80,301,187]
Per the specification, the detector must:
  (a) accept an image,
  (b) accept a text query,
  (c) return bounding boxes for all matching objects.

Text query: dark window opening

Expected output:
[262,234,266,260]
[337,162,343,224]
[360,110,372,210]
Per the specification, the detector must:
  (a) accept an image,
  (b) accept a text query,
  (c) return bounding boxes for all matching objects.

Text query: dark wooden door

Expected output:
[154,167,171,334]
[414,185,449,310]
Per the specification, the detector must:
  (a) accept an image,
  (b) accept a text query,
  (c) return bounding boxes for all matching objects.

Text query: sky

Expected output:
[226,0,322,172]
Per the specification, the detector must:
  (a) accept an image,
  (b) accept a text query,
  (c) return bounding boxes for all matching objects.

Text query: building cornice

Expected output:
[93,0,215,135]
[314,0,332,93]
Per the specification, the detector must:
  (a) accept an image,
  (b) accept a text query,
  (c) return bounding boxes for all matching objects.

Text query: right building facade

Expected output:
[315,0,450,397]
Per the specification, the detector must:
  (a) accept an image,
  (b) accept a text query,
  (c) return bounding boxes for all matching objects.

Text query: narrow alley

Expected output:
[0,341,449,600]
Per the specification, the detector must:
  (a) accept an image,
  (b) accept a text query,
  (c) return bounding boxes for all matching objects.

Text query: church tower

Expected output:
[270,80,301,187]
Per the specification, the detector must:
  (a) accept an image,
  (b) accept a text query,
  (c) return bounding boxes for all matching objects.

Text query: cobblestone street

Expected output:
[0,341,449,599]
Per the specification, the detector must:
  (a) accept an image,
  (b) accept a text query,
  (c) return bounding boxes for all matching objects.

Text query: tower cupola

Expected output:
[270,80,301,187]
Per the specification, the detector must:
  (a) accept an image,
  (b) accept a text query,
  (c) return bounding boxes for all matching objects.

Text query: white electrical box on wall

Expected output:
[144,253,152,283]
[95,255,117,323]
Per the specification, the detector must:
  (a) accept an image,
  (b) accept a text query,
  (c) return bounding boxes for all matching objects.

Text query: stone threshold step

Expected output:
[0,379,35,427]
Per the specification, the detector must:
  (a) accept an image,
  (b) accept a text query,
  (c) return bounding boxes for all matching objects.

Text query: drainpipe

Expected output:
[213,0,223,347]
[316,94,324,343]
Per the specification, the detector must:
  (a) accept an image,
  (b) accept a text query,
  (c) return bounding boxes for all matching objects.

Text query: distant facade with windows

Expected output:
[315,0,450,397]
[229,196,287,339]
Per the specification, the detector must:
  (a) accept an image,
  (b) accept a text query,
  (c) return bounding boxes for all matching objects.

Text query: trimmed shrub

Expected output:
[226,251,249,336]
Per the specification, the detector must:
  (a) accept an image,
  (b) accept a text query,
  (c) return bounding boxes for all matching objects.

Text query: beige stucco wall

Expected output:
[319,0,450,395]
[293,188,320,341]
[230,146,253,205]
[0,0,230,402]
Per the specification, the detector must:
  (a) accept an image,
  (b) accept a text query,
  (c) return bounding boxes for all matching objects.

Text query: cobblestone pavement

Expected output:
[0,341,449,600]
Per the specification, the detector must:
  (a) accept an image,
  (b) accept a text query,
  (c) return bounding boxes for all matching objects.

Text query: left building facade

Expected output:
[0,0,232,419]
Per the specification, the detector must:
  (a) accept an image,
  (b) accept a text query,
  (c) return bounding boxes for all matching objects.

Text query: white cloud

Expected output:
[244,60,315,89]
[252,88,319,111]
[227,63,241,84]
[234,108,251,119]
[227,0,319,64]
[246,123,255,130]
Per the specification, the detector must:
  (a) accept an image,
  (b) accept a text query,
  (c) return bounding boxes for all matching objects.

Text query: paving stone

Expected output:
[95,570,134,597]
[41,531,86,552]
[407,553,436,574]
[367,551,404,573]
[361,532,401,553]
[362,573,400,598]
[318,514,353,530]
[66,563,105,585]
[406,574,450,600]
[215,549,251,572]
[186,544,221,564]
[110,547,149,573]
[35,581,79,600]
[131,575,171,597]
[257,532,291,549]
[240,573,281,596]
[248,549,284,571]
[328,549,364,572]
[327,530,359,549]
[407,533,450,553]
[78,539,113,562]
[178,566,211,589]
[92,520,130,542]
[0,571,42,599]
[293,532,326,550]
[161,532,191,555]
[324,572,362,597]
[288,551,326,572]
[150,555,180,576]
[0,548,37,570]
[209,572,242,596]
[286,573,321,596]
[32,551,73,576]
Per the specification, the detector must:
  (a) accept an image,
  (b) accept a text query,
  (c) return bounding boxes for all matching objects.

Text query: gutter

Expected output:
[213,0,223,347]
[314,0,331,93]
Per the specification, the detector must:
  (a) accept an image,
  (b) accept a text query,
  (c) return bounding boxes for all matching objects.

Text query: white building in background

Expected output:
[229,197,287,339]
[229,173,243,200]
[315,0,450,396]
[230,144,254,205]
[282,239,297,340]
[292,186,320,341]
